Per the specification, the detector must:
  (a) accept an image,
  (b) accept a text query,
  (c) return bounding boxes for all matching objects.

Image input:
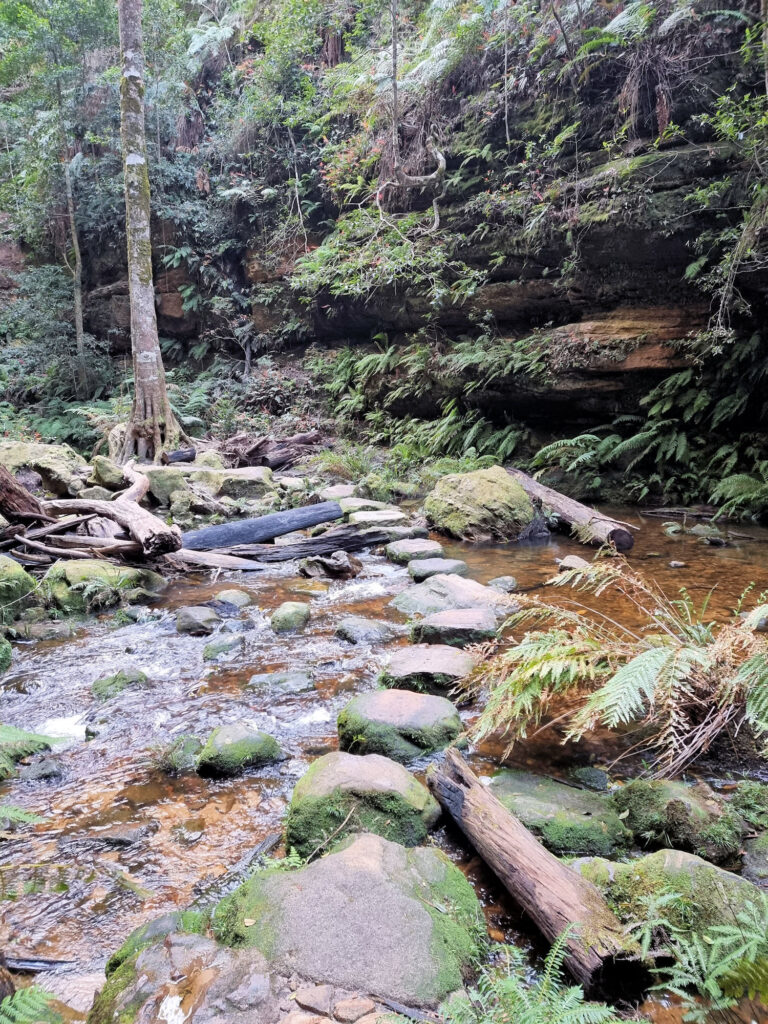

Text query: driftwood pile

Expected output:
[219,430,327,470]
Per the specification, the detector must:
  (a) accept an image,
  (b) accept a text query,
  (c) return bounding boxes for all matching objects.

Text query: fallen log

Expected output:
[181,502,342,551]
[507,468,636,552]
[165,549,267,572]
[223,525,393,562]
[0,465,47,523]
[428,750,641,996]
[220,430,325,470]
[44,462,182,557]
[161,448,196,465]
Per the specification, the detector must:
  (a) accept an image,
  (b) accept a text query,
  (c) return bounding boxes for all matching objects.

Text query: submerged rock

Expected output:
[407,557,468,582]
[391,573,510,617]
[213,588,253,608]
[248,669,316,695]
[91,665,148,702]
[270,601,311,632]
[612,779,743,864]
[176,605,221,635]
[338,689,462,763]
[424,466,534,541]
[385,538,444,564]
[203,635,245,660]
[410,608,497,647]
[335,616,407,645]
[285,751,441,857]
[489,769,631,857]
[212,832,482,1006]
[487,575,518,593]
[380,644,477,693]
[44,559,166,615]
[196,723,282,776]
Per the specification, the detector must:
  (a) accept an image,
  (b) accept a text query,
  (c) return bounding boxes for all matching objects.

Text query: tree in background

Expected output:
[116,0,184,462]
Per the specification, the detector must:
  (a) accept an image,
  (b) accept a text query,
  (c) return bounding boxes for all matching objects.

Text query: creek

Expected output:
[3,508,768,1020]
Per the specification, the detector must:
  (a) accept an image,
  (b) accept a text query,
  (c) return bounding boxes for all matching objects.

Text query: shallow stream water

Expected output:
[3,508,768,1020]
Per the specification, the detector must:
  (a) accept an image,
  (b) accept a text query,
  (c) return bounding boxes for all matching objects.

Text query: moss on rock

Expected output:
[44,560,166,615]
[423,466,534,540]
[91,666,148,701]
[0,636,12,674]
[337,690,462,764]
[196,723,282,776]
[0,555,36,625]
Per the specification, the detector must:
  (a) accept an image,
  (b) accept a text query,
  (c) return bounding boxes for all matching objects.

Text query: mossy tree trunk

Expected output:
[61,149,86,397]
[116,0,183,463]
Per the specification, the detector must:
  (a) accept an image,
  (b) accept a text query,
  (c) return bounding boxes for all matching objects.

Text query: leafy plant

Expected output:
[0,724,52,782]
[464,558,768,776]
[0,987,61,1024]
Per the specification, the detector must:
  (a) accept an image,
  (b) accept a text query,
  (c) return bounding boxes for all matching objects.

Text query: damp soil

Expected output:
[3,508,768,1019]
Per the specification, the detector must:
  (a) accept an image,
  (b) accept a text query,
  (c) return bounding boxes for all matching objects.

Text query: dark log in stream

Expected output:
[0,465,47,523]
[224,525,393,562]
[428,750,642,996]
[507,468,635,551]
[181,501,342,551]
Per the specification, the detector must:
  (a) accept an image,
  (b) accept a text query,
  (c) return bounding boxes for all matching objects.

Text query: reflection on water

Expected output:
[2,508,768,1017]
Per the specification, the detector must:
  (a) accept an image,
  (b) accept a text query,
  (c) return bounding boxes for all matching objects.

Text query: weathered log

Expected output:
[15,536,93,559]
[44,463,181,557]
[220,430,325,470]
[507,468,636,551]
[181,502,342,551]
[165,549,267,572]
[0,465,46,523]
[223,525,393,562]
[161,448,196,465]
[428,750,640,996]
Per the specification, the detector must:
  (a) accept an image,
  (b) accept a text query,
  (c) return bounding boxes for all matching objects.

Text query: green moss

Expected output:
[0,555,36,625]
[212,871,281,957]
[89,950,143,1024]
[155,733,203,774]
[196,725,281,776]
[105,910,208,976]
[732,780,768,829]
[92,667,148,702]
[0,637,12,674]
[424,466,533,540]
[337,701,461,764]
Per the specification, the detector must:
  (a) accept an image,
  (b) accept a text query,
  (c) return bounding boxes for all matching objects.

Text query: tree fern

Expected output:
[0,988,61,1024]
[0,725,53,782]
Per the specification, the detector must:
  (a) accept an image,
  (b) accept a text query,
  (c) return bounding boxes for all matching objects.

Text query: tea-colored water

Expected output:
[2,509,768,1016]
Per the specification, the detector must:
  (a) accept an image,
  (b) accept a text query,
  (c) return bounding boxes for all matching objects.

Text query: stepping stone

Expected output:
[271,601,310,632]
[319,484,355,501]
[196,723,282,776]
[214,588,253,607]
[488,575,518,593]
[338,689,462,763]
[348,509,407,528]
[558,555,591,571]
[391,573,512,617]
[247,669,316,695]
[285,750,440,857]
[176,605,221,635]
[411,608,498,647]
[385,538,444,564]
[335,616,407,645]
[361,525,428,542]
[380,644,477,692]
[339,497,390,514]
[407,557,467,582]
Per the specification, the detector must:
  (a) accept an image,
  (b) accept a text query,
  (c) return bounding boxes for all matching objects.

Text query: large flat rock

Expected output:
[391,574,511,617]
[285,751,440,857]
[385,538,444,564]
[213,833,482,1006]
[348,509,407,528]
[423,466,534,540]
[380,644,477,692]
[411,608,498,647]
[338,689,462,763]
[407,558,468,582]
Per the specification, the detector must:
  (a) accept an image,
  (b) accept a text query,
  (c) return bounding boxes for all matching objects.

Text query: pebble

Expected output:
[669,560,686,568]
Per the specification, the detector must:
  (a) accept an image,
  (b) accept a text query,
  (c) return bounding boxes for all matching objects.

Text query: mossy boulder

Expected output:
[0,440,87,495]
[0,637,11,674]
[612,779,744,864]
[44,559,166,615]
[489,769,631,857]
[285,751,441,857]
[91,665,148,701]
[90,455,126,490]
[212,832,483,1006]
[0,555,36,624]
[742,832,768,886]
[379,644,477,693]
[338,689,462,763]
[423,466,534,541]
[196,723,282,776]
[157,734,204,775]
[270,601,310,632]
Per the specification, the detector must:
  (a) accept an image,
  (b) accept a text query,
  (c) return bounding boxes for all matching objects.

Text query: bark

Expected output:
[165,549,267,572]
[62,151,86,397]
[0,466,46,523]
[116,0,183,463]
[181,502,343,551]
[507,468,635,551]
[428,750,642,996]
[223,525,394,562]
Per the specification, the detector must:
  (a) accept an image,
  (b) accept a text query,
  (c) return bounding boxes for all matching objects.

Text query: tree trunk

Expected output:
[507,468,636,551]
[428,750,644,998]
[116,0,183,464]
[222,525,395,561]
[61,151,86,398]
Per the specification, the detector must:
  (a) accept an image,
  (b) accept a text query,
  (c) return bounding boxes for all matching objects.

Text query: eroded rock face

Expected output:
[424,467,534,541]
[338,689,462,763]
[285,751,440,857]
[489,770,631,857]
[213,833,482,1006]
